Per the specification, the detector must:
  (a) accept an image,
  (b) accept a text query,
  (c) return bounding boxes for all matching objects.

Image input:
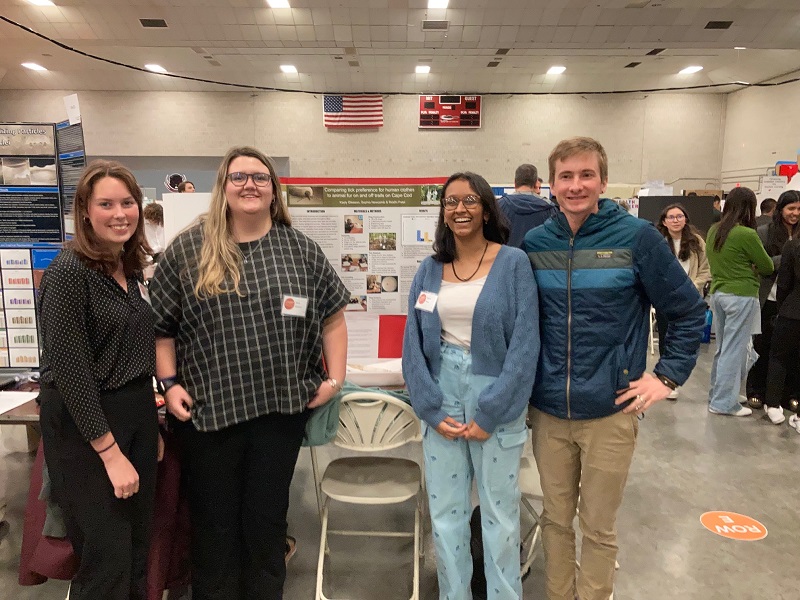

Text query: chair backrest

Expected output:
[335,391,422,452]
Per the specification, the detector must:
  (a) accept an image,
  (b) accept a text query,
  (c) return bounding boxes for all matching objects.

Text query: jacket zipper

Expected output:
[566,235,574,419]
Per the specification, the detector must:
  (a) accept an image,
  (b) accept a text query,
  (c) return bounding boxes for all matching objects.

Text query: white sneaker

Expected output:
[667,388,679,400]
[789,415,800,433]
[766,406,785,425]
[709,406,752,417]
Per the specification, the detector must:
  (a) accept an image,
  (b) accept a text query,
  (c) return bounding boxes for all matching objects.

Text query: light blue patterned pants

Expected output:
[423,342,527,600]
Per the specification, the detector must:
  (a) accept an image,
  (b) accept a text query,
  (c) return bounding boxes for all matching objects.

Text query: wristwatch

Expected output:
[157,376,180,395]
[654,373,678,391]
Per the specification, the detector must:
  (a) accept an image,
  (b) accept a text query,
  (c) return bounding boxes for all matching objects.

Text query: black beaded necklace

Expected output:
[452,241,489,282]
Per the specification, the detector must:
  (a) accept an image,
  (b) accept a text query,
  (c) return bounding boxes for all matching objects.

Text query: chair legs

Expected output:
[520,495,542,577]
[315,496,421,600]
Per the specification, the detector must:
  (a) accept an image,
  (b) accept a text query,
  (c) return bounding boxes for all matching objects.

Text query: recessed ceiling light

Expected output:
[734,46,746,50]
[145,64,167,73]
[415,65,431,74]
[267,0,291,7]
[547,66,566,75]
[280,65,298,73]
[679,65,703,74]
[21,62,47,71]
[428,0,449,8]
[27,0,55,6]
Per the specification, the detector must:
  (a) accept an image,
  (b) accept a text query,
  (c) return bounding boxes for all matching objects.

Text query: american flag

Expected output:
[323,95,383,128]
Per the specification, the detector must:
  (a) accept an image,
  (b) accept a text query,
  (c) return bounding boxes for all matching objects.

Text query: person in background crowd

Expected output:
[403,171,539,600]
[756,197,777,227]
[656,203,712,399]
[766,234,800,434]
[177,180,195,193]
[706,187,774,417]
[498,163,558,247]
[712,195,722,223]
[535,176,544,195]
[38,160,161,600]
[524,137,705,600]
[143,202,165,259]
[753,189,800,423]
[149,146,349,600]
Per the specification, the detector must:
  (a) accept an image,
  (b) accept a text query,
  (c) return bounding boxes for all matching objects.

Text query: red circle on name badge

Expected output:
[418,293,427,304]
[284,298,295,310]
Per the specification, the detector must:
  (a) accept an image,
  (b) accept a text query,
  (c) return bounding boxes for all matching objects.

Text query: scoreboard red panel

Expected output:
[419,95,482,129]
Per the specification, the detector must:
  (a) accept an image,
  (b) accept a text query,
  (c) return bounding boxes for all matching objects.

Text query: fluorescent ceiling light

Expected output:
[547,66,566,75]
[734,46,746,50]
[21,62,47,71]
[27,0,55,6]
[267,0,291,7]
[428,0,449,7]
[280,64,298,73]
[415,65,431,74]
[679,65,703,74]
[145,64,167,73]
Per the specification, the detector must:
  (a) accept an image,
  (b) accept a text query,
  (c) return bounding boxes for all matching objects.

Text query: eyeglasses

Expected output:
[227,172,272,187]
[665,215,686,222]
[443,195,481,210]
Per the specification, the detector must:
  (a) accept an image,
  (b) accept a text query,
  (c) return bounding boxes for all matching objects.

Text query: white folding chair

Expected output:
[315,391,423,600]
[519,453,544,578]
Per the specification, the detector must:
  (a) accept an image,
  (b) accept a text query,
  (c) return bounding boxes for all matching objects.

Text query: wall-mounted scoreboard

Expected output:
[418,95,482,129]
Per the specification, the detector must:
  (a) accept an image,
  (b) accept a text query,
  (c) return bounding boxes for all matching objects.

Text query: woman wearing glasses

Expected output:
[403,172,539,599]
[655,203,711,398]
[149,147,349,600]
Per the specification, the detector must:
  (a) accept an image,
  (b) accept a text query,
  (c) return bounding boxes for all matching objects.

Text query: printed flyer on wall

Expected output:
[285,177,447,315]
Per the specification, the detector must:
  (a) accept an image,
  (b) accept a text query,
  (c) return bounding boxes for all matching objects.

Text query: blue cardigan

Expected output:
[402,245,540,432]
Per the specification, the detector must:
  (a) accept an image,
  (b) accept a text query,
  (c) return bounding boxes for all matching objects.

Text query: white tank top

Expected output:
[438,276,487,350]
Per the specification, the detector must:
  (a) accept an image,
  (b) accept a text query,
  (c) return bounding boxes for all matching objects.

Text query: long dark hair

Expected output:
[656,203,703,261]
[432,172,509,263]
[69,160,151,277]
[761,189,800,256]
[713,187,757,252]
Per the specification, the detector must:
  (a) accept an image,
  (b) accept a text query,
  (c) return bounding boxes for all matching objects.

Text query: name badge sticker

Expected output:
[414,291,438,313]
[281,295,309,317]
[138,281,152,305]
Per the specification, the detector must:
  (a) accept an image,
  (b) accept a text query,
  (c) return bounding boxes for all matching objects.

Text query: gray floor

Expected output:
[1,342,798,600]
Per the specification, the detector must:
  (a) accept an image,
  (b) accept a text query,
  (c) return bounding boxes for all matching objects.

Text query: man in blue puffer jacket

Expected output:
[523,137,706,600]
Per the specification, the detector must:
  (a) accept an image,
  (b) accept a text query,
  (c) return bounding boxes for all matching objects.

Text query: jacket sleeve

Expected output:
[745,229,775,276]
[776,240,796,310]
[472,252,540,433]
[634,226,706,385]
[401,262,448,429]
[692,235,711,294]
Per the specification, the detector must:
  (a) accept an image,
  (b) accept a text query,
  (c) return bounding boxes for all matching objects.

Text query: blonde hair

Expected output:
[195,146,291,299]
[548,137,609,185]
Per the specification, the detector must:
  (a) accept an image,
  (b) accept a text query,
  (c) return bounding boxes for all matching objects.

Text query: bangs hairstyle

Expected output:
[432,172,509,263]
[69,160,151,277]
[656,203,702,261]
[548,136,609,184]
[773,189,800,229]
[195,146,291,299]
[713,187,757,252]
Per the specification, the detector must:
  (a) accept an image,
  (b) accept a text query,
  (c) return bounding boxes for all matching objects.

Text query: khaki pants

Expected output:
[531,408,639,600]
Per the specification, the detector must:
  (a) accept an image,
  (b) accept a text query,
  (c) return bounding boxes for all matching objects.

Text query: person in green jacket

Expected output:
[706,187,774,416]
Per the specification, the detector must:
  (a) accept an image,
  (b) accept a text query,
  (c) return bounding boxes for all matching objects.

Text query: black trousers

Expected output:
[746,300,778,398]
[39,378,158,600]
[765,315,800,409]
[171,409,309,600]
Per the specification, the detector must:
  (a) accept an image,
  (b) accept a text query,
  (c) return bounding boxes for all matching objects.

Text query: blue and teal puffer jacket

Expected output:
[523,199,707,420]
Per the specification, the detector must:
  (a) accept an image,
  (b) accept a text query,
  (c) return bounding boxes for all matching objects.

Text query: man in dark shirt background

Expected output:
[498,163,558,247]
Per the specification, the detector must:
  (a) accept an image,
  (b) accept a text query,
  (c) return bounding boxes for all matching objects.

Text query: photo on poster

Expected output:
[369,232,397,251]
[28,158,58,186]
[381,275,398,293]
[2,158,32,185]
[341,253,369,272]
[346,294,368,311]
[344,215,364,234]
[366,274,381,294]
[286,185,324,206]
[420,184,443,206]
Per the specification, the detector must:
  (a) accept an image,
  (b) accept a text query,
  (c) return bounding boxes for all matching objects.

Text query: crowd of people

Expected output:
[33,138,798,600]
